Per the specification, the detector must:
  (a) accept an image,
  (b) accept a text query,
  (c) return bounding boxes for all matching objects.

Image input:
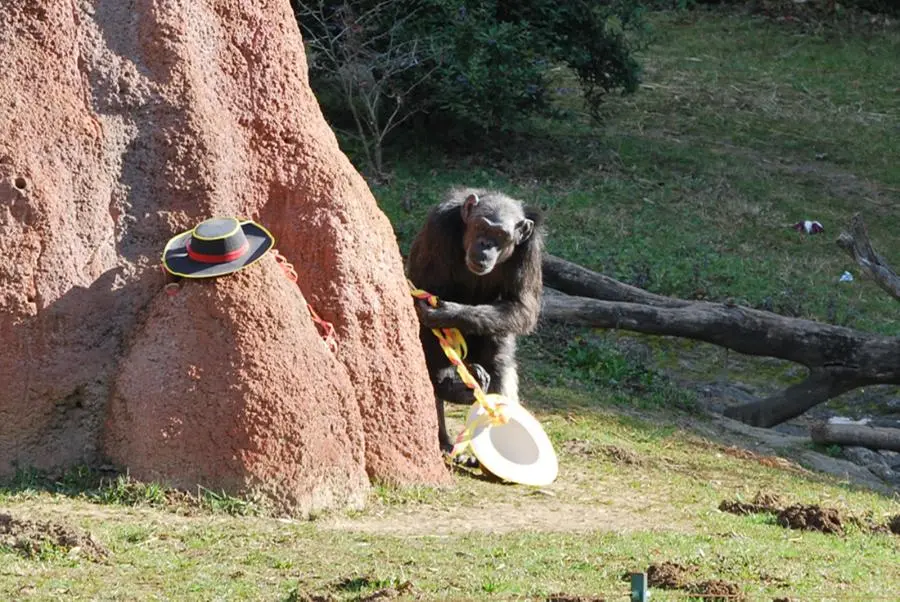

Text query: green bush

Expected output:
[848,0,900,14]
[420,0,646,131]
[293,0,646,165]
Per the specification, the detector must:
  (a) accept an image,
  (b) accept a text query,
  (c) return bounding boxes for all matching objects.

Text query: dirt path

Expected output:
[321,495,692,536]
[321,411,698,536]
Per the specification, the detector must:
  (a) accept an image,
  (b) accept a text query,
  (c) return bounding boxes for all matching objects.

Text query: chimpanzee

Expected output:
[406,188,544,453]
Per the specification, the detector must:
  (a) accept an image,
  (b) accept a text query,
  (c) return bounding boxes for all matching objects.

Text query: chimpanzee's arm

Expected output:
[417,297,540,335]
[408,194,544,336]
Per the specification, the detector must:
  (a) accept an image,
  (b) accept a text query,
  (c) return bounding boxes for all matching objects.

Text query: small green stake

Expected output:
[630,572,649,602]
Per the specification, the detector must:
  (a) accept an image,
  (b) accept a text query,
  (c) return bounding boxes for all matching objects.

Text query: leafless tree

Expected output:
[295,0,441,178]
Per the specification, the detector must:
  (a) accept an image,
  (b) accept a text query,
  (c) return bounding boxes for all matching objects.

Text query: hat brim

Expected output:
[465,400,558,487]
[162,220,275,279]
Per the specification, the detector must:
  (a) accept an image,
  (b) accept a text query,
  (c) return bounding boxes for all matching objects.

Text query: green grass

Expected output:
[0,467,262,517]
[376,11,899,338]
[2,401,898,600]
[3,8,899,602]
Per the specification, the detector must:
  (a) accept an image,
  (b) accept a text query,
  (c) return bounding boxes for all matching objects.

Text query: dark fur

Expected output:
[406,188,544,453]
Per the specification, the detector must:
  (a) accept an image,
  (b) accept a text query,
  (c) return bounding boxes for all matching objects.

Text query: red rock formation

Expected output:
[0,0,449,506]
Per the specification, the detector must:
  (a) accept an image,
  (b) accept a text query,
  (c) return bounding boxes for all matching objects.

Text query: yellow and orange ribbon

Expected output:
[408,280,511,457]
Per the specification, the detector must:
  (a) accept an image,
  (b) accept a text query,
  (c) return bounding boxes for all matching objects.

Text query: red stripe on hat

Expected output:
[186,240,250,264]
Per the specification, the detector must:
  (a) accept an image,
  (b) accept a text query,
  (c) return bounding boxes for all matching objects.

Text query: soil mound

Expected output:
[290,595,335,602]
[0,511,108,562]
[721,493,900,537]
[689,579,744,602]
[561,440,647,466]
[0,0,449,502]
[645,562,743,601]
[104,258,369,516]
[358,580,416,601]
[601,445,646,466]
[719,491,784,515]
[888,514,900,535]
[646,561,695,589]
[776,504,845,535]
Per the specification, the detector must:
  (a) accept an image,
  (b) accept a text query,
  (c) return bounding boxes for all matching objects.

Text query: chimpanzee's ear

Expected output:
[461,193,479,223]
[515,218,534,243]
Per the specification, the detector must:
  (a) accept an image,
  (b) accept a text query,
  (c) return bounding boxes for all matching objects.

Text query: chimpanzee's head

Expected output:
[460,192,535,276]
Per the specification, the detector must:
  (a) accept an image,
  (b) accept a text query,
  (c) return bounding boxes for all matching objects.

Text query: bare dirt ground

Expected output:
[321,411,699,536]
[322,497,685,536]
[321,400,899,537]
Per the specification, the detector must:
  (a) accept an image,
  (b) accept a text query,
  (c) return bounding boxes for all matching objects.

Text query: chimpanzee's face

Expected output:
[461,194,534,276]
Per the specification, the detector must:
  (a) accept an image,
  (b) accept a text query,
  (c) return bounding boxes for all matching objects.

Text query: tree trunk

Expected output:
[721,371,861,428]
[539,293,900,379]
[811,423,900,453]
[837,213,900,302]
[539,246,900,429]
[542,255,689,308]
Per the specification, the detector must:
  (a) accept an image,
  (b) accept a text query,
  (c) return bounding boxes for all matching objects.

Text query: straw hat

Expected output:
[162,217,275,279]
[464,400,558,487]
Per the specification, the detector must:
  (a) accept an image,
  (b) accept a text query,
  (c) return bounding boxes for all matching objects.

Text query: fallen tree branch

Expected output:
[539,294,900,374]
[542,254,689,308]
[811,422,900,453]
[722,370,860,428]
[538,212,897,429]
[837,213,900,302]
[539,269,900,428]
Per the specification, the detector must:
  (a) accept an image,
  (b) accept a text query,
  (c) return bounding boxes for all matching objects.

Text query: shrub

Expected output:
[293,0,646,173]
[847,0,900,14]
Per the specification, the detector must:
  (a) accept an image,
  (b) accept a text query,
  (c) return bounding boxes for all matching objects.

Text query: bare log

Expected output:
[539,294,900,374]
[723,371,860,428]
[539,213,898,429]
[811,422,900,453]
[539,293,900,427]
[542,254,689,307]
[837,213,900,301]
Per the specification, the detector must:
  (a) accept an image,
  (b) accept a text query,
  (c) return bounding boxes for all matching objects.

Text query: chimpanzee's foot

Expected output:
[443,449,480,469]
[439,436,480,469]
[468,362,491,392]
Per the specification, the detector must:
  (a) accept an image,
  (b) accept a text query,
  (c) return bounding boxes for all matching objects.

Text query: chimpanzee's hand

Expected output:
[413,298,432,322]
[415,299,461,329]
[452,452,481,469]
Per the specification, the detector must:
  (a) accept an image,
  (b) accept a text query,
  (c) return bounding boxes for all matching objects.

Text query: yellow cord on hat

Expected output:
[408,280,510,457]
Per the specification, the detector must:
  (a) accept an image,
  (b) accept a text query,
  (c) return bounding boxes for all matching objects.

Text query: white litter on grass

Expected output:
[792,220,824,234]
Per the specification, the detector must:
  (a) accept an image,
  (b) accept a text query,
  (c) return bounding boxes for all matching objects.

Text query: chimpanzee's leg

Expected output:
[422,331,490,454]
[476,333,519,403]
